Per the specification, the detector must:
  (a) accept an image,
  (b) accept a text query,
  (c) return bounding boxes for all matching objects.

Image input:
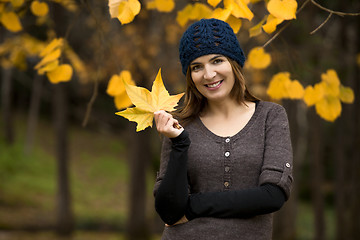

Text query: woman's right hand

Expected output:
[154,110,184,138]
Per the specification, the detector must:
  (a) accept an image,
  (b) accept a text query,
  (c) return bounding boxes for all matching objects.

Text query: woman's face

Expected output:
[190,54,235,103]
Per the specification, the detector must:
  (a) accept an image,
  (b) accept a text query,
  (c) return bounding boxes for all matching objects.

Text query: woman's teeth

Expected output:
[207,81,222,88]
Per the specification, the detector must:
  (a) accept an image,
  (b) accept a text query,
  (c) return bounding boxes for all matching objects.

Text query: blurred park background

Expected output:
[0,0,359,240]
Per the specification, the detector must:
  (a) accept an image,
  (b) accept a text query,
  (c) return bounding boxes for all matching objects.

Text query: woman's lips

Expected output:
[205,80,223,89]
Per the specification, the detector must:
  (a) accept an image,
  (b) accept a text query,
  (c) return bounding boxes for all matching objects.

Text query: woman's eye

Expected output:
[213,59,223,64]
[192,65,201,71]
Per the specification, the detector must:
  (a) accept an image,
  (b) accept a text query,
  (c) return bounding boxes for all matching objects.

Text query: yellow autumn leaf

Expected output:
[267,72,292,99]
[31,0,49,17]
[212,8,232,21]
[176,3,212,27]
[147,0,174,12]
[287,80,304,99]
[117,0,141,24]
[176,4,194,27]
[151,69,184,112]
[339,85,354,104]
[38,60,59,75]
[116,107,154,131]
[34,48,61,69]
[106,70,135,96]
[226,14,242,34]
[303,84,324,106]
[46,64,73,84]
[11,0,24,8]
[249,16,267,37]
[116,68,184,131]
[315,97,341,122]
[262,14,283,34]
[208,0,222,8]
[224,0,254,21]
[320,69,340,97]
[267,0,297,20]
[40,38,63,57]
[114,91,133,110]
[0,11,22,32]
[247,47,271,69]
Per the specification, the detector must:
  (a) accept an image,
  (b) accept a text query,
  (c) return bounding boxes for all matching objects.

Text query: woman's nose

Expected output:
[203,65,216,79]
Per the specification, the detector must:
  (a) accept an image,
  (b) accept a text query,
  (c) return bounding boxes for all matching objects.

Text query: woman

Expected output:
[153,18,293,240]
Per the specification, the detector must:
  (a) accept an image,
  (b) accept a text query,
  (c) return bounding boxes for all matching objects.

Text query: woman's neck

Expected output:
[202,98,244,119]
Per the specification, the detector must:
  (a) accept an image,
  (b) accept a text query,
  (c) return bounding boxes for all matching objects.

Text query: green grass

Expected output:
[0,115,131,230]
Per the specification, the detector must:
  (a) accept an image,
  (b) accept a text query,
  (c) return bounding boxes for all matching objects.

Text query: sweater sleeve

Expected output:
[185,183,286,220]
[153,130,191,225]
[259,104,293,199]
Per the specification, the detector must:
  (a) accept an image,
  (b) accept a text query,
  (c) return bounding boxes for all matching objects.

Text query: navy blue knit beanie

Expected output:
[179,18,246,75]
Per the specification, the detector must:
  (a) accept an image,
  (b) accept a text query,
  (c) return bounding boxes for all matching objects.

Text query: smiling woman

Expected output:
[153,18,293,240]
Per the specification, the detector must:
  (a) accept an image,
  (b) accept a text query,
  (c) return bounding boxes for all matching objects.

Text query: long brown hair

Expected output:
[174,57,259,126]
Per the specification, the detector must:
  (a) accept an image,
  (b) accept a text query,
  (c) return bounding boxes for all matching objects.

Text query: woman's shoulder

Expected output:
[258,100,287,114]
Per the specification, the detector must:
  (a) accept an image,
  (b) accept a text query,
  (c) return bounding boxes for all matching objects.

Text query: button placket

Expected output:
[223,137,232,190]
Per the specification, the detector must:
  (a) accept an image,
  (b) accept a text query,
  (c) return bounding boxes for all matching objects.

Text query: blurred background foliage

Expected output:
[0,0,359,240]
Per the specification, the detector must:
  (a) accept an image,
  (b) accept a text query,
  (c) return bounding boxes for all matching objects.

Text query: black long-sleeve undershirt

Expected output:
[154,130,286,225]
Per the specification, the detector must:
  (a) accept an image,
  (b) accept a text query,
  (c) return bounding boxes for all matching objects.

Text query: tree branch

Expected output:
[310,0,360,17]
[310,12,333,35]
[262,0,360,48]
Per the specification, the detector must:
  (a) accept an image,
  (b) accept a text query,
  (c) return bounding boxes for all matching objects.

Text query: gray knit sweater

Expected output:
[154,101,293,240]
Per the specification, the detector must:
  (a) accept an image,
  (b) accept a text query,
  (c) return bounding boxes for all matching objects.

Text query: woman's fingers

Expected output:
[154,110,183,138]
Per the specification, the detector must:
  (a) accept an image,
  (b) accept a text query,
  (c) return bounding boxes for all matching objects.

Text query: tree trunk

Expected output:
[24,74,43,154]
[309,110,325,240]
[53,83,74,235]
[126,126,151,240]
[1,67,14,144]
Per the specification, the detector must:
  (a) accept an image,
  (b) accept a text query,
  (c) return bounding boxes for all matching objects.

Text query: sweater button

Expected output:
[224,181,230,187]
[225,138,230,143]
[224,152,230,157]
[225,166,230,172]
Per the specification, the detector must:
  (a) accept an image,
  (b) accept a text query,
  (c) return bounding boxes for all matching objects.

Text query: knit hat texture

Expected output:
[179,18,246,75]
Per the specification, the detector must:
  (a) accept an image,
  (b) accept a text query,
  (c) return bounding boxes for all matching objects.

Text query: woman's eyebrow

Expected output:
[190,55,224,65]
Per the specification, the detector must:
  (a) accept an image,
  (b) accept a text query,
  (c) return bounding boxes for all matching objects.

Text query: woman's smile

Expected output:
[205,80,223,89]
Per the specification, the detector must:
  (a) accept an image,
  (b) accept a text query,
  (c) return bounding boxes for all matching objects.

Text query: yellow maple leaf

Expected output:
[315,97,342,122]
[116,68,184,132]
[30,0,49,17]
[339,85,354,104]
[0,11,22,32]
[46,64,73,84]
[147,0,175,12]
[267,0,297,20]
[247,47,271,69]
[262,14,283,34]
[224,0,254,21]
